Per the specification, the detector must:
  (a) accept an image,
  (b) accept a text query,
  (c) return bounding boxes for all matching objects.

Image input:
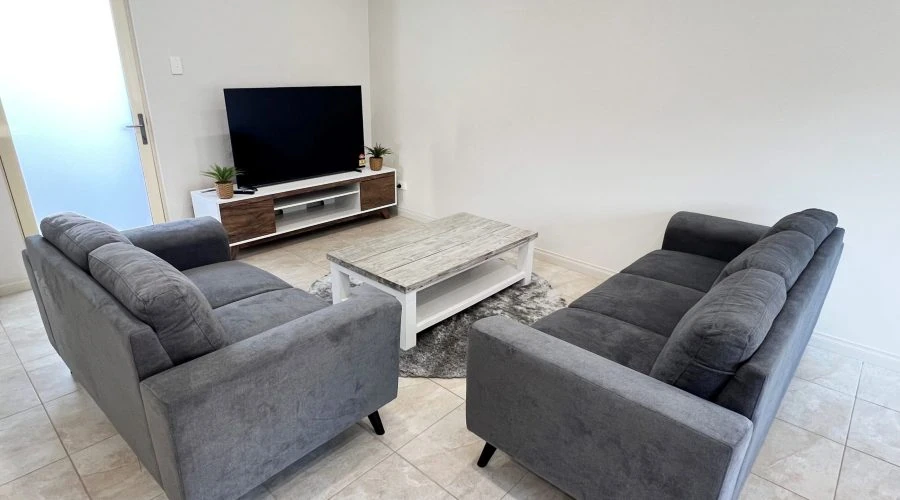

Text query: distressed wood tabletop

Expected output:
[327,213,537,293]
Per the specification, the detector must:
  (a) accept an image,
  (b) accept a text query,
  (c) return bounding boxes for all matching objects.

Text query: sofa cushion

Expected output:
[40,212,131,270]
[570,273,705,336]
[620,250,727,292]
[532,308,668,374]
[88,242,227,364]
[183,261,291,308]
[213,288,329,344]
[651,268,787,399]
[714,230,815,290]
[762,208,837,247]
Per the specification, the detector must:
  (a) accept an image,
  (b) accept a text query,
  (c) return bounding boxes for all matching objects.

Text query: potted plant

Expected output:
[365,144,393,171]
[202,164,242,199]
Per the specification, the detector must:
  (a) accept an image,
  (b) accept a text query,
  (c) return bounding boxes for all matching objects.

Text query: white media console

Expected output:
[191,167,397,250]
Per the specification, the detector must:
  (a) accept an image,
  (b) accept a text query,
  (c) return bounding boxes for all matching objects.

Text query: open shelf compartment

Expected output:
[273,184,360,211]
[275,195,361,234]
[415,258,526,330]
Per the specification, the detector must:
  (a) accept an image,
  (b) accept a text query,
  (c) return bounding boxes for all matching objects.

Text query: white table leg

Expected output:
[331,263,351,304]
[399,292,418,350]
[518,240,535,285]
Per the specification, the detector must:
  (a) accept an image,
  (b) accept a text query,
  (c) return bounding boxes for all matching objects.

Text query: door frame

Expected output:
[0,100,36,237]
[0,0,167,236]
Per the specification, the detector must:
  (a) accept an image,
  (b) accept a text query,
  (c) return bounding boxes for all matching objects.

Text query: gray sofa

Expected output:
[467,209,844,500]
[23,213,401,500]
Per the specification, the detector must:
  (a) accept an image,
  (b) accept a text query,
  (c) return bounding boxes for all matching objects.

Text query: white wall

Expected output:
[129,0,372,220]
[0,167,27,294]
[369,1,900,357]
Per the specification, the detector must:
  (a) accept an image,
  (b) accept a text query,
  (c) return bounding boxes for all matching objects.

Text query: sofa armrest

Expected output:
[467,316,753,500]
[662,211,768,262]
[123,217,230,271]
[140,288,400,500]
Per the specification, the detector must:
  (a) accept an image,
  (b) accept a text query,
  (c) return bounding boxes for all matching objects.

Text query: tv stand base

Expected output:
[191,167,397,251]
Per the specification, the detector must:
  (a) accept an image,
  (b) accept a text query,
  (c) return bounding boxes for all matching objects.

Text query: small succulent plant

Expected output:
[202,164,242,183]
[365,144,393,158]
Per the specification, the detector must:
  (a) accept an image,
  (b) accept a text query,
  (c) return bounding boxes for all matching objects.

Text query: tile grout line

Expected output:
[402,454,460,500]
[832,396,859,499]
[388,396,464,455]
[3,323,93,499]
[387,387,467,500]
[772,417,847,448]
[0,457,70,489]
[328,385,465,500]
[830,366,863,500]
[775,366,862,450]
[320,446,395,500]
[28,384,94,499]
[390,382,464,453]
[500,470,529,499]
[851,396,900,416]
[779,354,900,495]
[843,443,900,470]
[0,398,43,423]
[753,474,812,500]
[324,452,398,500]
[792,373,860,398]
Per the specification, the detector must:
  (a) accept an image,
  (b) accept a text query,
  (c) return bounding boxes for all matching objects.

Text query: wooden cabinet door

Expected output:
[220,197,276,242]
[360,174,396,211]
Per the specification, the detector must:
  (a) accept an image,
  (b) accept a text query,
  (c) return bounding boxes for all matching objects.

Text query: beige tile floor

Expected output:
[0,215,898,499]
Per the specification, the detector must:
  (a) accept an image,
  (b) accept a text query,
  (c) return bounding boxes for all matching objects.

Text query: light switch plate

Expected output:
[169,56,183,75]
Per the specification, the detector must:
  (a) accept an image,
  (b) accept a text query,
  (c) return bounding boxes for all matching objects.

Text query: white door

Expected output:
[0,0,166,234]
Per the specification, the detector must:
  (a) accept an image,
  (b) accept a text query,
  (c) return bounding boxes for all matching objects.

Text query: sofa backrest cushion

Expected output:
[40,212,132,271]
[761,208,837,247]
[714,230,815,290]
[651,268,787,399]
[88,242,227,364]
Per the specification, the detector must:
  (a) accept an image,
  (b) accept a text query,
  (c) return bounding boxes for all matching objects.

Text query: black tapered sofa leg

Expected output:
[368,411,385,435]
[477,442,497,467]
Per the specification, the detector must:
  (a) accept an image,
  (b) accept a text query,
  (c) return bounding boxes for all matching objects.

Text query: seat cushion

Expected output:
[183,261,291,308]
[620,250,727,292]
[88,242,227,365]
[532,308,667,374]
[570,273,705,336]
[214,288,329,344]
[762,208,837,247]
[40,212,131,270]
[714,230,815,290]
[651,268,787,399]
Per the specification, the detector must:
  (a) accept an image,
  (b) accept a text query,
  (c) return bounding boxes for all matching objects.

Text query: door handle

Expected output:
[126,113,148,145]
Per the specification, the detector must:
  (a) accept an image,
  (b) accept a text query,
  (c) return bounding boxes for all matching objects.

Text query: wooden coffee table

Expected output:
[327,213,537,350]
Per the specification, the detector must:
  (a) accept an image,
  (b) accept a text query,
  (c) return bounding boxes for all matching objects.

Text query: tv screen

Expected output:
[224,86,364,187]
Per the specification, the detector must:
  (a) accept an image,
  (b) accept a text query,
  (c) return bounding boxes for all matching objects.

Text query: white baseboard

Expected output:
[534,248,617,281]
[397,207,436,223]
[809,331,900,372]
[0,280,30,297]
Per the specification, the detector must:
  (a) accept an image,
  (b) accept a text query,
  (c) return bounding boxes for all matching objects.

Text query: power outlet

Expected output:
[397,180,409,191]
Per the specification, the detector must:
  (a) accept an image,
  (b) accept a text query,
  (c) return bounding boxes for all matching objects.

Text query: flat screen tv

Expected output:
[224,86,364,187]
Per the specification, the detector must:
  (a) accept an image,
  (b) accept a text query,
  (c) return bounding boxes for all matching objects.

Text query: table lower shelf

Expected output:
[415,258,526,331]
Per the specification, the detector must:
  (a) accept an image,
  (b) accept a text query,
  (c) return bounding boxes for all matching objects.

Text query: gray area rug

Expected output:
[309,273,566,378]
